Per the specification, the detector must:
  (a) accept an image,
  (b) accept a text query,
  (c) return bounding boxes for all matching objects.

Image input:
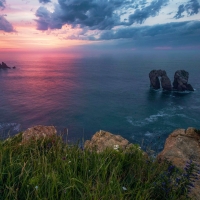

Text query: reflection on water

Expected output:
[0,53,82,135]
[0,51,200,151]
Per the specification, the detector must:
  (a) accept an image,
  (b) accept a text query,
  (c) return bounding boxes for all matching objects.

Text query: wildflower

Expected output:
[113,145,119,151]
[137,146,141,151]
[122,186,127,191]
[35,186,38,190]
[68,161,71,163]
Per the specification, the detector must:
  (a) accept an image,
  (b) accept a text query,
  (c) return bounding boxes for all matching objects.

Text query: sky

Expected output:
[0,0,200,52]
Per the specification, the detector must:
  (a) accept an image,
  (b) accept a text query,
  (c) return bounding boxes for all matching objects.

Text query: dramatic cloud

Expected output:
[127,0,168,24]
[35,0,170,31]
[0,15,15,32]
[100,21,200,40]
[0,0,6,9]
[39,0,51,3]
[174,5,185,19]
[35,0,123,30]
[35,6,63,30]
[185,0,200,15]
[33,0,200,48]
[174,0,200,19]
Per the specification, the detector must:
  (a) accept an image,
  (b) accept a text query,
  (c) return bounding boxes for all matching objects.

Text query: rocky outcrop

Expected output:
[84,130,148,157]
[161,74,172,91]
[158,127,200,167]
[149,69,194,92]
[149,70,172,91]
[22,125,57,143]
[173,70,194,91]
[84,130,132,152]
[0,62,10,69]
[149,70,161,89]
[157,127,200,199]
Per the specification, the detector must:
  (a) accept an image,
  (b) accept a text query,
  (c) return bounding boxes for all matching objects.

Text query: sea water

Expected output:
[0,50,200,152]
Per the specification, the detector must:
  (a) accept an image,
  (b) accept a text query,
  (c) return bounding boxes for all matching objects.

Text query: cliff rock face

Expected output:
[149,70,172,91]
[173,70,194,91]
[22,125,57,143]
[84,130,133,152]
[157,127,200,199]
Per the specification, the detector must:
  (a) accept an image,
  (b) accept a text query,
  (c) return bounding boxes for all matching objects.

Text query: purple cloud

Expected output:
[0,0,6,9]
[0,15,15,32]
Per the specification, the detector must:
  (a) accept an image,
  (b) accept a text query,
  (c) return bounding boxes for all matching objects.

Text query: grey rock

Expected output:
[173,70,194,91]
[149,70,172,91]
[161,75,172,91]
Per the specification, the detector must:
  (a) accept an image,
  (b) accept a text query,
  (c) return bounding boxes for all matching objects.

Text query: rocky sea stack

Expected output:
[173,70,194,91]
[149,69,194,91]
[149,70,172,91]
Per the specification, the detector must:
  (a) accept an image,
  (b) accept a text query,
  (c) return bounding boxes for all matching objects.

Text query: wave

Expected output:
[127,111,170,127]
[0,123,21,132]
[127,106,196,127]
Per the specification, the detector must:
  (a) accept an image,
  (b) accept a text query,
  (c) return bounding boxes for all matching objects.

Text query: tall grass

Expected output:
[0,133,198,200]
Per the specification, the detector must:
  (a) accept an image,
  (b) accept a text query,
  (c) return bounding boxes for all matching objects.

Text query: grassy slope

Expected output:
[0,133,196,200]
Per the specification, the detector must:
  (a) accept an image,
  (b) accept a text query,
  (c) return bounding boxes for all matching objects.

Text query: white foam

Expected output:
[127,111,170,127]
[172,90,192,94]
[0,123,21,132]
[126,105,196,127]
[145,131,153,137]
[176,114,197,122]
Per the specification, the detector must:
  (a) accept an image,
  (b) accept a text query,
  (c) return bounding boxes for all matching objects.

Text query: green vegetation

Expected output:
[0,133,197,200]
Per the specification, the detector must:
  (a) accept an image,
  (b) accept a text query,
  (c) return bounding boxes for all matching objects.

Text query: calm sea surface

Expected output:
[0,50,200,152]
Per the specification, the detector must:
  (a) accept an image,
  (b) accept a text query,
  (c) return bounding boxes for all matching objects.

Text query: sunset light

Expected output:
[1,1,200,199]
[1,0,200,52]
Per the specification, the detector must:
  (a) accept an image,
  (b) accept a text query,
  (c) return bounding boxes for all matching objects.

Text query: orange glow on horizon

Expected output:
[0,25,92,53]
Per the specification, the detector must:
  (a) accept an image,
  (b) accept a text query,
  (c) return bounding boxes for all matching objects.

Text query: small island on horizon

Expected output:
[0,62,16,69]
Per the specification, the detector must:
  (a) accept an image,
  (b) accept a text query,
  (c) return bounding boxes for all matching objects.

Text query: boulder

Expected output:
[22,125,57,143]
[157,127,200,199]
[149,70,172,91]
[84,130,134,153]
[173,70,194,91]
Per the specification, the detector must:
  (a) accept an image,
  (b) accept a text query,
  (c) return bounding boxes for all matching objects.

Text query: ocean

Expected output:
[0,50,200,152]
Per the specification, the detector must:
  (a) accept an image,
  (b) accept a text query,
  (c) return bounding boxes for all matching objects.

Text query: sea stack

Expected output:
[149,70,172,91]
[173,70,194,91]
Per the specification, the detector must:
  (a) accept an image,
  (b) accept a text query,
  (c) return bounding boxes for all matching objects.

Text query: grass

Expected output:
[0,133,198,200]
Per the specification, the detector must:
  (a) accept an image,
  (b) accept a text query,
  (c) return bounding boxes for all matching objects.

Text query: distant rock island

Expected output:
[149,69,194,91]
[0,62,16,69]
